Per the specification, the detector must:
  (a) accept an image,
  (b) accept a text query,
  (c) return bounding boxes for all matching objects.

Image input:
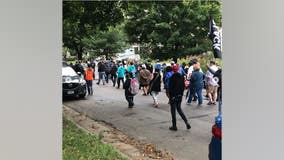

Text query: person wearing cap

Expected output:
[168,64,191,131]
[187,64,204,106]
[138,64,152,95]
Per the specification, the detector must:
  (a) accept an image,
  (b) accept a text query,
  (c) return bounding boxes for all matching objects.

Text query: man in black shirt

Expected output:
[96,61,106,85]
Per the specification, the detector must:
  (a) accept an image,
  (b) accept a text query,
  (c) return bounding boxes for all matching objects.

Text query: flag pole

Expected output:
[209,15,222,119]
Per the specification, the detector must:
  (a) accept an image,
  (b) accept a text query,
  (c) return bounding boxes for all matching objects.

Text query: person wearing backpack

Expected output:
[149,68,162,108]
[123,72,136,108]
[127,61,137,78]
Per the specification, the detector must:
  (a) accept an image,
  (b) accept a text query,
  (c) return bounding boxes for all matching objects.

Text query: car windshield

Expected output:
[62,66,78,77]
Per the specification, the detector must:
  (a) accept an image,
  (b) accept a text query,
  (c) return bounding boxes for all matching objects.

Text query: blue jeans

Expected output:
[97,72,105,85]
[86,80,93,95]
[187,87,203,105]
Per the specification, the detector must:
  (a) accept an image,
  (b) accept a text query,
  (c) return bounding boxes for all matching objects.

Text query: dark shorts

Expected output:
[140,84,148,87]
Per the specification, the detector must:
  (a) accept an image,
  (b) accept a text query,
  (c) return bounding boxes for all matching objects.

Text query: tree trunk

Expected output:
[76,47,83,60]
[106,52,109,60]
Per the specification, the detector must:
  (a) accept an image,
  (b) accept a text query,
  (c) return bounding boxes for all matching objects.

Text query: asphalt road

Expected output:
[63,77,219,160]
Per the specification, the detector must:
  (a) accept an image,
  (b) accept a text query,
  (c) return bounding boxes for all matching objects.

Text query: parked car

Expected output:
[62,63,87,98]
[208,114,222,160]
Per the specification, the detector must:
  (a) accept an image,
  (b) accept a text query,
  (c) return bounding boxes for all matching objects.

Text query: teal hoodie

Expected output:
[127,65,136,78]
[117,66,125,78]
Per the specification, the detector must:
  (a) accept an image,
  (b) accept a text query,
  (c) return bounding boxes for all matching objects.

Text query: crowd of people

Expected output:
[67,58,222,131]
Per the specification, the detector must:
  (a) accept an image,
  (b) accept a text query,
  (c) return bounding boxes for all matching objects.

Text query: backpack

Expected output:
[129,78,139,95]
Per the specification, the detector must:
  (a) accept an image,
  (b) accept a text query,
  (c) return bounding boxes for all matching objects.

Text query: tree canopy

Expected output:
[63,1,125,60]
[122,1,221,60]
[63,0,221,60]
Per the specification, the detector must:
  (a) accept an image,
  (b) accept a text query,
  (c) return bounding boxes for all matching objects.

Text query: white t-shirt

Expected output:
[187,66,203,78]
[205,65,218,86]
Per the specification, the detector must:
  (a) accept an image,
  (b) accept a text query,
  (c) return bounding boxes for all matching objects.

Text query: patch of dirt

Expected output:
[63,105,174,160]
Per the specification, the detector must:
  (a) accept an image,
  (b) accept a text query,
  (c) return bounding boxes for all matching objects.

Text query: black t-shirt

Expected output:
[169,72,185,99]
[110,65,118,75]
[98,63,106,72]
[214,69,222,88]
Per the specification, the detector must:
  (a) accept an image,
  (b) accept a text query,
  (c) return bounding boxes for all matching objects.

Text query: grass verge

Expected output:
[63,117,128,160]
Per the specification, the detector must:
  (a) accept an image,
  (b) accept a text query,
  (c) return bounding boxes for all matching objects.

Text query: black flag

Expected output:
[209,17,222,59]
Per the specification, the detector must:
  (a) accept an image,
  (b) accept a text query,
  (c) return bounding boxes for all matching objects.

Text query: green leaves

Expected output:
[123,0,221,60]
[63,1,125,59]
[63,0,221,60]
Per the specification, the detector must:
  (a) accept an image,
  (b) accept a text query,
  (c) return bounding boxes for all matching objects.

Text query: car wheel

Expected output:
[79,92,86,99]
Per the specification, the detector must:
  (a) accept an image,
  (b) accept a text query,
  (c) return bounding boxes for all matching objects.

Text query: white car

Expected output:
[62,63,87,98]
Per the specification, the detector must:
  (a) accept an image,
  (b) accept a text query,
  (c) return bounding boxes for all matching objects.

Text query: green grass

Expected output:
[63,117,128,160]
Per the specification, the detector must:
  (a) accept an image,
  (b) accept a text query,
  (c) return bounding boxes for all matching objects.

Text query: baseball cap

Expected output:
[172,64,179,72]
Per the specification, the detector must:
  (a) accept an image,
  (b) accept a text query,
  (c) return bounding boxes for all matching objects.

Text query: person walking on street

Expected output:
[116,63,125,89]
[168,64,191,131]
[205,61,219,105]
[164,66,173,103]
[146,60,153,73]
[123,72,135,108]
[105,60,112,83]
[96,61,106,85]
[154,59,162,71]
[74,60,85,77]
[187,64,204,106]
[84,64,95,95]
[138,64,152,95]
[206,63,222,102]
[149,68,162,107]
[127,61,137,78]
[110,61,118,87]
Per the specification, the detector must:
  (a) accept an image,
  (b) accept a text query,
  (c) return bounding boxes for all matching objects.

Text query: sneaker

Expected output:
[128,104,133,108]
[207,102,213,105]
[186,124,191,130]
[212,102,217,105]
[169,126,177,131]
